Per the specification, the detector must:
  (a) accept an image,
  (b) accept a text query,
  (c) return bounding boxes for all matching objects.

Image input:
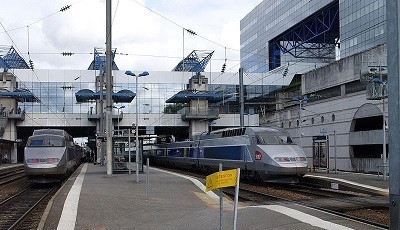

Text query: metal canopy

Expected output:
[88,47,119,71]
[269,1,339,69]
[166,90,233,103]
[172,50,214,73]
[75,89,135,103]
[0,46,30,70]
[0,88,39,102]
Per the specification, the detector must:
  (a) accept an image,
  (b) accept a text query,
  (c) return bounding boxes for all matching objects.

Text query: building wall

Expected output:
[261,45,387,172]
[303,44,387,94]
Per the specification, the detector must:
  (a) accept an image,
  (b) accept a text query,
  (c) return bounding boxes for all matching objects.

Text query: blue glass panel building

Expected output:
[240,0,386,73]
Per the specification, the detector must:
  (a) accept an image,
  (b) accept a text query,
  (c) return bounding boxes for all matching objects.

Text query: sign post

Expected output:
[232,168,240,230]
[219,164,223,230]
[206,168,240,230]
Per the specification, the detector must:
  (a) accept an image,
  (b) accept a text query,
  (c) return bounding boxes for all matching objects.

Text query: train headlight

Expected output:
[27,159,39,163]
[274,157,291,162]
[46,158,60,164]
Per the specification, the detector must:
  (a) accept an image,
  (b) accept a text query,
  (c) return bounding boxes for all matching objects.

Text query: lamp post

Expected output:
[113,105,125,136]
[125,70,149,183]
[293,97,309,148]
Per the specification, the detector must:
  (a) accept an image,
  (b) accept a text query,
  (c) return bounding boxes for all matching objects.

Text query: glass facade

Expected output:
[17,81,282,115]
[240,0,386,72]
[19,81,185,114]
[339,0,386,58]
[12,70,283,117]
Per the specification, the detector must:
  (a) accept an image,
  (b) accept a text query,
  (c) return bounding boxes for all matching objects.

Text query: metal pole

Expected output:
[239,68,244,127]
[117,108,120,136]
[128,128,131,175]
[383,92,387,181]
[379,63,388,181]
[334,130,337,174]
[299,101,302,148]
[387,0,400,227]
[146,158,149,199]
[105,0,113,176]
[219,163,223,230]
[99,75,104,166]
[232,168,240,230]
[136,75,140,183]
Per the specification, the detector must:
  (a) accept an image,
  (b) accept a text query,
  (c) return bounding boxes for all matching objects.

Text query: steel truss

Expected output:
[269,1,339,69]
[0,46,29,70]
[88,47,119,71]
[172,50,214,73]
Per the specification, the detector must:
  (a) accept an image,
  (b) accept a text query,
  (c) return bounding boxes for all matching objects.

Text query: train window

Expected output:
[277,135,294,144]
[29,139,44,146]
[256,134,294,145]
[48,139,65,147]
[256,135,279,145]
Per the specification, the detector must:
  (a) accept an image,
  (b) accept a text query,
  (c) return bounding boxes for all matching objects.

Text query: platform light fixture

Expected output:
[125,70,149,183]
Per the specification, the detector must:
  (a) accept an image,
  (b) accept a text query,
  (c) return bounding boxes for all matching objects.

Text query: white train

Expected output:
[24,129,83,183]
[146,127,308,183]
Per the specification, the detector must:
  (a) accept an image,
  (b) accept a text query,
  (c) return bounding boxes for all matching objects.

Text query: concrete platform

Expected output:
[38,163,386,230]
[0,163,24,176]
[303,169,389,196]
[0,163,23,170]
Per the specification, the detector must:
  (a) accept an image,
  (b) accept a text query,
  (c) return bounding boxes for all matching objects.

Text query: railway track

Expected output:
[0,185,58,230]
[224,183,389,229]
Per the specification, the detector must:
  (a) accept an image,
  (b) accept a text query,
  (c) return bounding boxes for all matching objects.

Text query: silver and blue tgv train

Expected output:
[146,127,308,183]
[24,129,83,183]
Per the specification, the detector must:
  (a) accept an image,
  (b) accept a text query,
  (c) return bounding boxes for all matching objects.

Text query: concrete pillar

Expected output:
[0,71,20,163]
[188,74,210,138]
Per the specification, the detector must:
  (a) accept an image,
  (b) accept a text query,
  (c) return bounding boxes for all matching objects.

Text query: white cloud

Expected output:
[0,0,262,71]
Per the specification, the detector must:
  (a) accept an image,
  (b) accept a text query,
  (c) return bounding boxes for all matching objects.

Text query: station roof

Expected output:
[75,89,136,103]
[166,90,233,103]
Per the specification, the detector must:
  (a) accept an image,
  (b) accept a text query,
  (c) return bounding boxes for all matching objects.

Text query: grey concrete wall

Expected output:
[303,44,387,94]
[262,45,388,173]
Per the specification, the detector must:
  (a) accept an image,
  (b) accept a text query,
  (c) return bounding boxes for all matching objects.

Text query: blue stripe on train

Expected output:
[166,145,245,160]
[202,146,244,160]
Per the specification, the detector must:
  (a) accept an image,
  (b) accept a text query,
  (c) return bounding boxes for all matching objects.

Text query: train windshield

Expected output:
[28,137,65,147]
[29,139,44,146]
[256,133,294,145]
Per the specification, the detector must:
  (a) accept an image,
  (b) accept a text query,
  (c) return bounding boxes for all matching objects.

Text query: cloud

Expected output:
[0,0,262,71]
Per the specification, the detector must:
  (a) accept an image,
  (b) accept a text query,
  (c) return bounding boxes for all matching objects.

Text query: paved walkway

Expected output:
[38,163,385,230]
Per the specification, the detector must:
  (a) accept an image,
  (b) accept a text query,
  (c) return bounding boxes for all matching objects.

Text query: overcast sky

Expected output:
[0,0,262,72]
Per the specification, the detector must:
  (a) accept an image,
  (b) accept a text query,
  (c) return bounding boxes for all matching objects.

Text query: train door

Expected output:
[312,135,329,170]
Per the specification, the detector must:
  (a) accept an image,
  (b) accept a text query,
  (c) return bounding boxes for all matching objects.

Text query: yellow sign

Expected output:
[206,169,238,191]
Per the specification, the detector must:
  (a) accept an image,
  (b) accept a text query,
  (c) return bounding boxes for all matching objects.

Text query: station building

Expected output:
[0,0,389,175]
[0,67,275,163]
[240,0,388,173]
